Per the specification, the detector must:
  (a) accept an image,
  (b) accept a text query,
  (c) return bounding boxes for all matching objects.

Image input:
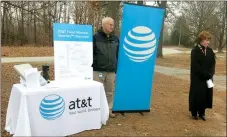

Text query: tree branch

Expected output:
[3,1,46,23]
[166,5,177,18]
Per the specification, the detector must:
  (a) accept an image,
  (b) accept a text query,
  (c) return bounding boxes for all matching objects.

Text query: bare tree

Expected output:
[1,2,6,45]
[156,1,167,58]
[0,1,170,48]
[137,1,143,5]
[33,2,37,45]
[181,1,225,51]
[106,1,121,37]
[213,1,226,53]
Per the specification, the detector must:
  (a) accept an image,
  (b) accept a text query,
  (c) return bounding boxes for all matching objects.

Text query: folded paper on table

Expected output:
[24,68,42,89]
[14,64,33,80]
[206,79,214,88]
[14,64,47,87]
[24,68,38,78]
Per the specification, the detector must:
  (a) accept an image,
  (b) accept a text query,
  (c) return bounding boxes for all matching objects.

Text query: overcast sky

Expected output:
[146,1,181,16]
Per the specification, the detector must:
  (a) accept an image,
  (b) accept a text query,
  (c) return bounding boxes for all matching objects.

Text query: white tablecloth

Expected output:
[5,80,109,136]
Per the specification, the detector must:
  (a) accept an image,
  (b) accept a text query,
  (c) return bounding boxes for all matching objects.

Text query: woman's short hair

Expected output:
[198,31,212,42]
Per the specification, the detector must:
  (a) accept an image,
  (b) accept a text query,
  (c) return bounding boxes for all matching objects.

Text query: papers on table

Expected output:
[14,64,47,88]
[14,64,33,80]
[23,68,41,88]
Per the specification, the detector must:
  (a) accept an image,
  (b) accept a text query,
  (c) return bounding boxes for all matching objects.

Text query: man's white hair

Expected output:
[102,17,114,27]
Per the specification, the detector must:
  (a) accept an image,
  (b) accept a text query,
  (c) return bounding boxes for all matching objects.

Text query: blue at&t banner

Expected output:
[112,3,165,112]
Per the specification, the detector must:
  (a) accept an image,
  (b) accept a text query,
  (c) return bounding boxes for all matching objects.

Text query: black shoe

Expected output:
[192,116,198,120]
[199,115,206,121]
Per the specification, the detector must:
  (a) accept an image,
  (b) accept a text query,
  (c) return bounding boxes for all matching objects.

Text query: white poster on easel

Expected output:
[53,23,93,81]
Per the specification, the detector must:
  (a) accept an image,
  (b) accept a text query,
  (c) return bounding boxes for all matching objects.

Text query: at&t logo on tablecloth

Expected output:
[39,94,65,120]
[123,26,157,62]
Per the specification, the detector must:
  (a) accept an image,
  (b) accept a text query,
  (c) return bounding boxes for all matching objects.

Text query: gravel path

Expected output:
[1,56,53,63]
[155,66,226,92]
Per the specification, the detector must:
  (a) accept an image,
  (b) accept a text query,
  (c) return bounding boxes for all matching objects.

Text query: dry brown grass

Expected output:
[1,63,226,136]
[1,46,54,57]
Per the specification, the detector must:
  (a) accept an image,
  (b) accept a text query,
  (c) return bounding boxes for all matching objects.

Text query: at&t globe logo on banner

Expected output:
[123,26,156,62]
[39,94,65,120]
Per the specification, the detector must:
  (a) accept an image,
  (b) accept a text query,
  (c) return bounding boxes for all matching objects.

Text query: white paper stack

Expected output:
[14,64,47,88]
[23,68,42,88]
[207,79,214,88]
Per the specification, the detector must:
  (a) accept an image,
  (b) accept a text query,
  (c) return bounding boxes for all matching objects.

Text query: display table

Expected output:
[5,80,109,136]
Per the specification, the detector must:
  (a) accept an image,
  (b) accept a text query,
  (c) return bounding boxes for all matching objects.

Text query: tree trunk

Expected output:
[67,1,70,23]
[53,2,57,22]
[214,36,217,50]
[20,1,25,46]
[64,2,67,23]
[218,40,223,53]
[1,2,6,45]
[48,1,52,46]
[218,2,226,53]
[79,2,83,24]
[106,1,120,37]
[196,3,204,37]
[9,5,14,45]
[27,1,30,44]
[157,29,164,58]
[59,2,63,22]
[137,1,143,5]
[6,5,10,44]
[33,2,37,45]
[157,1,167,58]
[16,7,20,45]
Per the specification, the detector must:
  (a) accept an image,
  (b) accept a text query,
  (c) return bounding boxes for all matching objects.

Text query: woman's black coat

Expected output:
[189,44,216,111]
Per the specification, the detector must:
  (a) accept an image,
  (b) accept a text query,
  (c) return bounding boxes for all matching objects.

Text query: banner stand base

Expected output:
[112,110,150,116]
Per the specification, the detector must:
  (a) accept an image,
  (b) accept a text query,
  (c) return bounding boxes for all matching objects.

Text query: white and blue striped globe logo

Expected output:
[123,26,156,62]
[39,94,65,120]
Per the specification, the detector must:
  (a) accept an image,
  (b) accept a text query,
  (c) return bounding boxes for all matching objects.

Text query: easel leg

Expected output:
[139,112,144,116]
[121,112,125,116]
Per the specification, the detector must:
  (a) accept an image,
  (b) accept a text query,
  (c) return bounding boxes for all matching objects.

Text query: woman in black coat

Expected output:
[189,31,216,121]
